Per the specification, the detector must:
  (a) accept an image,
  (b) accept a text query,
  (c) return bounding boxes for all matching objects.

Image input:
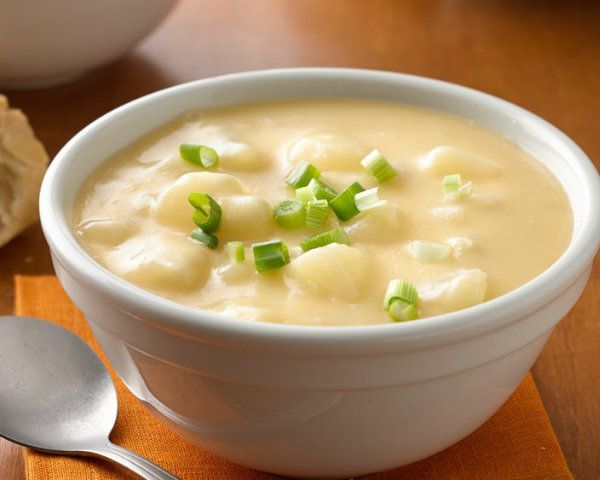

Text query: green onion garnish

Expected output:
[442,174,461,199]
[329,181,365,221]
[361,149,397,183]
[409,240,451,262]
[285,161,321,189]
[199,146,219,168]
[305,199,329,229]
[383,279,419,309]
[180,144,220,168]
[188,193,222,233]
[354,187,387,212]
[300,226,350,252]
[295,185,315,204]
[252,240,290,272]
[388,300,419,322]
[273,199,306,229]
[191,228,218,249]
[442,174,472,200]
[180,143,200,164]
[308,178,337,202]
[226,241,245,263]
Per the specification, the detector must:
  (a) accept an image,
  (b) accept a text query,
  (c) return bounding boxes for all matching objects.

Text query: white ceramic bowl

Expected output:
[40,69,600,478]
[0,0,176,89]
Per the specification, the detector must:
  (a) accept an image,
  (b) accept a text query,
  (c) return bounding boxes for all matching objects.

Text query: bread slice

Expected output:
[0,95,49,248]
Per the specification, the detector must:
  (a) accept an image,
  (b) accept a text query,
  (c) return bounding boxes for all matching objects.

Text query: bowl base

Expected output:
[0,70,88,90]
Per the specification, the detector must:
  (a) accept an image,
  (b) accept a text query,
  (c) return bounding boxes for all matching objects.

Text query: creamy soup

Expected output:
[74,100,572,326]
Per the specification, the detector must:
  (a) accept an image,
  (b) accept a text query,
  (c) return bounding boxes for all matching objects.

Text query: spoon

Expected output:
[0,315,179,480]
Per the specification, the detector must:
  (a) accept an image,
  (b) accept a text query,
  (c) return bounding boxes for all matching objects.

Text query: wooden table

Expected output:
[1,1,599,478]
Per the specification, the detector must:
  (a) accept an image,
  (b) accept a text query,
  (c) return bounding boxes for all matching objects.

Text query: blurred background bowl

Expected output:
[0,0,177,90]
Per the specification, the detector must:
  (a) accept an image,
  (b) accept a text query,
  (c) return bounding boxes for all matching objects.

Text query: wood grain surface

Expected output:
[1,1,598,478]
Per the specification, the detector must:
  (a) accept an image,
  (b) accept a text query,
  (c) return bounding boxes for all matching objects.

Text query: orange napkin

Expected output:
[16,276,572,480]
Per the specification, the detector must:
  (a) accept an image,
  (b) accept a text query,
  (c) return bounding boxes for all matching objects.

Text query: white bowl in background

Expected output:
[39,69,600,478]
[0,0,176,89]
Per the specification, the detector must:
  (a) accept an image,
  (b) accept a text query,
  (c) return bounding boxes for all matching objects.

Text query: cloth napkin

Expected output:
[16,276,572,480]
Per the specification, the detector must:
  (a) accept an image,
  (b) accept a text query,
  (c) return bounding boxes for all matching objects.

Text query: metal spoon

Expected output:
[0,315,179,480]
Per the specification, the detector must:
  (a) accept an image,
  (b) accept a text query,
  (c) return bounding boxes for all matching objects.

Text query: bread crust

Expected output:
[0,95,49,247]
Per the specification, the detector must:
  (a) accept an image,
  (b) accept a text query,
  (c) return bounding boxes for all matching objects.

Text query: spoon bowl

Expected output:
[0,316,116,451]
[0,315,178,479]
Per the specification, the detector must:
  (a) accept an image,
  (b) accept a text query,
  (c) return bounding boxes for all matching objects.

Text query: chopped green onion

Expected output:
[226,241,245,263]
[409,240,451,262]
[329,182,365,221]
[388,300,419,322]
[252,240,290,272]
[308,178,337,202]
[199,146,219,168]
[180,144,220,168]
[305,199,329,229]
[361,149,397,183]
[295,186,315,204]
[383,279,419,309]
[300,226,350,252]
[273,199,306,229]
[442,174,461,199]
[355,187,387,212]
[191,228,218,249]
[188,193,222,233]
[180,143,200,164]
[384,279,420,322]
[285,161,321,189]
[442,174,471,200]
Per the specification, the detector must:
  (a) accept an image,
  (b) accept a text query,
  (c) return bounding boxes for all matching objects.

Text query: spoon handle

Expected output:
[88,441,180,480]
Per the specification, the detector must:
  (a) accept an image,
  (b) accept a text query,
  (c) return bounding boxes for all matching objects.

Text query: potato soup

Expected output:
[74,100,572,326]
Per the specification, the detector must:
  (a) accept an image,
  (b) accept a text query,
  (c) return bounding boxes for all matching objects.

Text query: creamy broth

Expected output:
[74,100,572,326]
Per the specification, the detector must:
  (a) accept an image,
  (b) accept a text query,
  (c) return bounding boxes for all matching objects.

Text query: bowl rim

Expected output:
[39,67,600,353]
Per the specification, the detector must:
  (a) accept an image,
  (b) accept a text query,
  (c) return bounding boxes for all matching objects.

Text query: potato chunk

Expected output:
[219,195,274,241]
[345,204,404,243]
[419,269,488,313]
[216,261,255,284]
[287,244,368,301]
[148,154,197,177]
[152,171,245,230]
[419,146,500,177]
[430,204,466,221]
[218,141,270,171]
[446,236,474,258]
[77,219,138,247]
[106,233,211,291]
[284,131,368,171]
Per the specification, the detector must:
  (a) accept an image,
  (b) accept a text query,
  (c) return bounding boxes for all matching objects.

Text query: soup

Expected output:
[73,100,572,326]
